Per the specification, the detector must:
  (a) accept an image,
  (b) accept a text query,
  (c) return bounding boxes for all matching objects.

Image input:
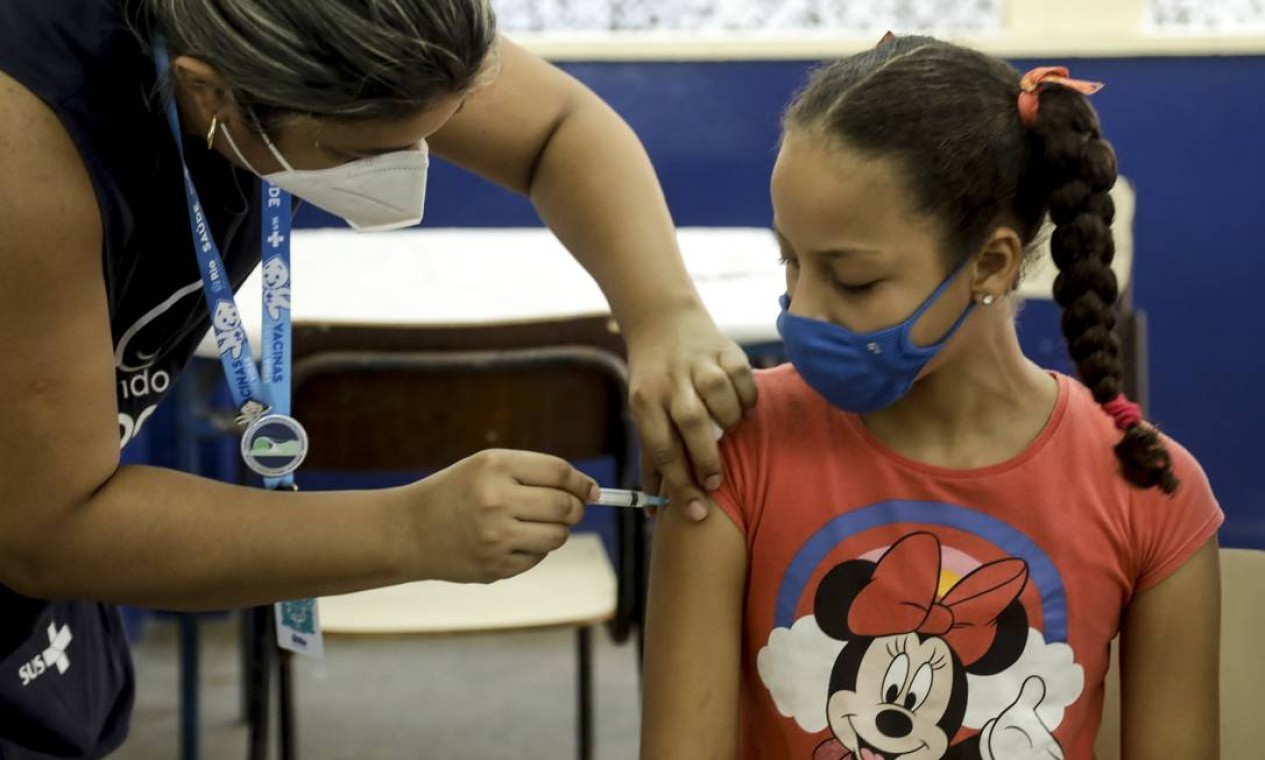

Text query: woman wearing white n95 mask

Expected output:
[0,0,755,754]
[218,109,433,232]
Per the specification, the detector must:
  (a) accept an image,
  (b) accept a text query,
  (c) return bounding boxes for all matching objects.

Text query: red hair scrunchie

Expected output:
[1102,394,1143,431]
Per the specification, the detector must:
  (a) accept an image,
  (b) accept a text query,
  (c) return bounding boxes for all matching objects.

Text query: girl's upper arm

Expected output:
[0,72,121,589]
[1119,536,1220,760]
[641,502,748,760]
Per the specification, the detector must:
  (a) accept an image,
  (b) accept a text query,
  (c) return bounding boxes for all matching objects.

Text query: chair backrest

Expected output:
[1094,547,1265,758]
[291,317,626,366]
[289,342,642,642]
[292,346,632,472]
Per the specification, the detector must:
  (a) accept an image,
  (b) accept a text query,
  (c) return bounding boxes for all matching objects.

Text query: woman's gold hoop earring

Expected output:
[206,115,219,150]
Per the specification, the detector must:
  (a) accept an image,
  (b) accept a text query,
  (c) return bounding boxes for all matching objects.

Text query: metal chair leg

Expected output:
[248,607,272,760]
[178,613,200,760]
[279,648,297,760]
[239,610,255,722]
[577,626,594,760]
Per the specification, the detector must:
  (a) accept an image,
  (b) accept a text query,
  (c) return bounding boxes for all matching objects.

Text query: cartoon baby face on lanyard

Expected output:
[812,533,1059,760]
[212,300,246,359]
[261,256,291,320]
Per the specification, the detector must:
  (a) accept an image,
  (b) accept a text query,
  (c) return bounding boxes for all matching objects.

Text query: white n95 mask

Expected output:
[220,118,429,232]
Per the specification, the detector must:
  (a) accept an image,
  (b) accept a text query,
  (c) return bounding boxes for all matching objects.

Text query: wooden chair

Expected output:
[1094,548,1265,758]
[245,344,641,760]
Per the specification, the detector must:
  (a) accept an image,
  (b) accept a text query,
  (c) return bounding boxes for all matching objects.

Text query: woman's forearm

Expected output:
[10,464,413,610]
[528,91,706,336]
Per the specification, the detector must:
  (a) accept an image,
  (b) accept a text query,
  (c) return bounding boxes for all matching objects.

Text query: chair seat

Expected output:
[319,534,617,636]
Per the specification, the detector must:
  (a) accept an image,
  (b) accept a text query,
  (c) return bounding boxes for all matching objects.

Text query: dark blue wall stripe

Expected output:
[291,55,1264,547]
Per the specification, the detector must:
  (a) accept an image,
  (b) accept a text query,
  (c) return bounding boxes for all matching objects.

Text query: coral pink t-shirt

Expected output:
[712,366,1222,760]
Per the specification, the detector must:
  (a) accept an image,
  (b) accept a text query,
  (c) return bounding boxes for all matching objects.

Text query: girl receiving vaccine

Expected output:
[642,35,1220,760]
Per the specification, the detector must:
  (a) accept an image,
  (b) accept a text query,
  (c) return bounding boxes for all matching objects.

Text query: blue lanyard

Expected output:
[154,39,296,489]
[259,185,294,427]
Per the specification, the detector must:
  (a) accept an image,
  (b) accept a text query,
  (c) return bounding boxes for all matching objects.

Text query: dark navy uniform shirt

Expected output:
[0,1,262,753]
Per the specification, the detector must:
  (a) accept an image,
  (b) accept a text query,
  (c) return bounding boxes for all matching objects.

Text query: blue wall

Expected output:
[296,55,1264,547]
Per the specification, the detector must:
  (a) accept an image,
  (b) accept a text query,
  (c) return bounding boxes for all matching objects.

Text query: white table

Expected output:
[196,227,788,358]
[195,181,1133,359]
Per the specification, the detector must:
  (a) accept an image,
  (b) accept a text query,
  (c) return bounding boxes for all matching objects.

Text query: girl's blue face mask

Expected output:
[776,263,974,414]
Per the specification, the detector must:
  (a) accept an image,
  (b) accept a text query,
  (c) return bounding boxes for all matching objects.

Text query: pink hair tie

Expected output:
[1017,66,1105,127]
[1102,394,1143,431]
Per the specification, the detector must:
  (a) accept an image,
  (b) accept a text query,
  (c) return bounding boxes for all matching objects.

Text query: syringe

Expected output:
[591,488,669,509]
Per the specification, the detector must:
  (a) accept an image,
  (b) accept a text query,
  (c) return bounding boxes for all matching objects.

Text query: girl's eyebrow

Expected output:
[772,226,880,260]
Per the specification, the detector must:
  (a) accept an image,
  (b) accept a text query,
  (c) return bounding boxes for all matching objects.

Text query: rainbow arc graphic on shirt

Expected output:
[774,500,1068,642]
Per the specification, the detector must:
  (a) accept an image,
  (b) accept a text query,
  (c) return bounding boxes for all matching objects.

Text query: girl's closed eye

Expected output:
[779,252,881,296]
[833,279,880,296]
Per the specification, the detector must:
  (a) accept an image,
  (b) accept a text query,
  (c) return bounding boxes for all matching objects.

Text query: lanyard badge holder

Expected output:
[155,39,322,658]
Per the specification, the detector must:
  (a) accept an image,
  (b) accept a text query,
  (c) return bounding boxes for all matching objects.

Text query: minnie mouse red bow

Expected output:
[846,533,1029,666]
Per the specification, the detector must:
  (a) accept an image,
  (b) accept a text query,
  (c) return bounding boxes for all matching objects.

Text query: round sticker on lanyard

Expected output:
[241,414,309,478]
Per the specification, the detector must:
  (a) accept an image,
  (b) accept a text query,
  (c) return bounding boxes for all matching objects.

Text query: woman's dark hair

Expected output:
[785,35,1177,494]
[139,0,497,131]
